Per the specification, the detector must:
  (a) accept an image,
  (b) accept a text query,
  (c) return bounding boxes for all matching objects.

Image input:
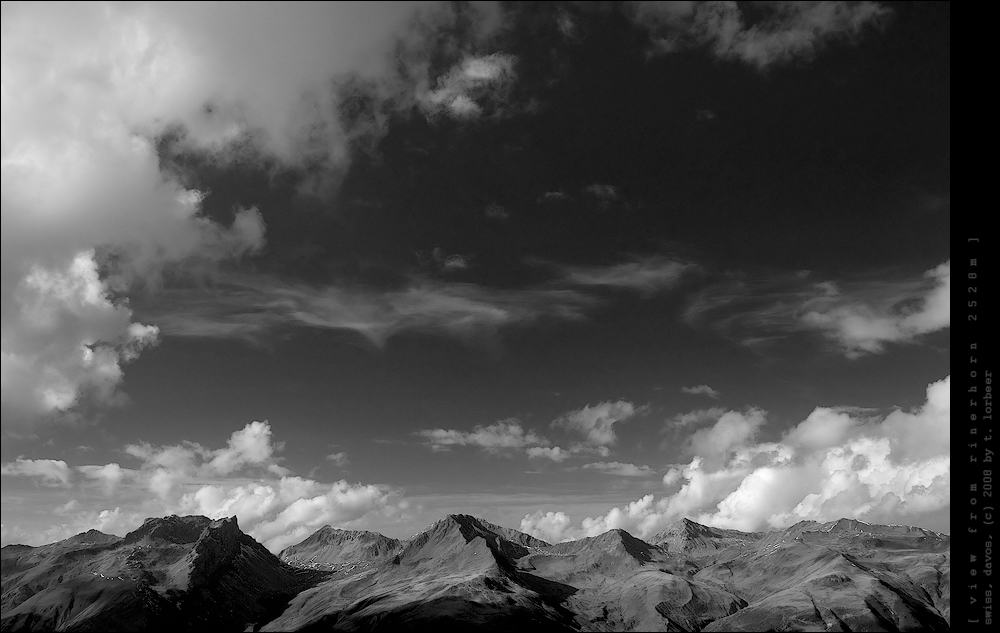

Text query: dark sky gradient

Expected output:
[1,1,950,545]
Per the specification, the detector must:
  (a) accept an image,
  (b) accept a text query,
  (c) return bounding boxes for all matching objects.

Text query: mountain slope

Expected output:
[263,514,575,632]
[279,526,403,571]
[1,516,323,632]
[1,514,951,632]
[695,519,951,631]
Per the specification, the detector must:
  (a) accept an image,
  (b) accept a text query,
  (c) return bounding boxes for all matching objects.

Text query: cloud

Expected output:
[417,419,549,454]
[0,458,72,487]
[142,273,596,348]
[582,184,620,200]
[558,257,695,296]
[206,421,282,476]
[667,407,727,429]
[685,261,951,358]
[1,252,162,417]
[521,375,950,540]
[123,421,287,498]
[484,203,509,220]
[526,446,571,462]
[53,500,80,516]
[1,421,409,552]
[537,191,569,203]
[1,3,441,423]
[77,463,133,496]
[629,1,891,69]
[582,461,656,477]
[417,53,518,120]
[681,384,721,399]
[552,400,646,447]
[177,477,403,553]
[326,452,350,468]
[801,261,951,358]
[518,510,572,543]
[685,408,766,469]
[431,248,471,272]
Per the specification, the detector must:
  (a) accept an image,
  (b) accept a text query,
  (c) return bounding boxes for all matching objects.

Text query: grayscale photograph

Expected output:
[1,1,951,631]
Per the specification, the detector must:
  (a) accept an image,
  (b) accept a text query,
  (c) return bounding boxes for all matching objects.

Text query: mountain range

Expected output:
[1,514,950,631]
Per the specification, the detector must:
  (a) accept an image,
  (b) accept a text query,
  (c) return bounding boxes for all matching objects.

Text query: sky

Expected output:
[1,1,950,553]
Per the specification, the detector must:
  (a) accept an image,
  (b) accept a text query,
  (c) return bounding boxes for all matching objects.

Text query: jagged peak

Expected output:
[123,514,225,545]
[62,529,121,546]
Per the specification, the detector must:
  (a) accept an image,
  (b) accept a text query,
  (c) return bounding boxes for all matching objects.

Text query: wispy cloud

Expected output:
[581,461,656,477]
[680,384,721,399]
[143,273,596,348]
[684,261,950,358]
[416,419,549,454]
[667,406,727,429]
[145,253,697,349]
[558,257,696,296]
[325,452,350,468]
[629,1,891,69]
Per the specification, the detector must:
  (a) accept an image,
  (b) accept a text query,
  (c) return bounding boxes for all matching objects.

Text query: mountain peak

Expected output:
[123,514,217,545]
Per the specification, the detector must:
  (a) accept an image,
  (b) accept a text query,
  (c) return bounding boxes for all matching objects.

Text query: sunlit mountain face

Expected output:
[1,513,949,631]
[2,2,949,630]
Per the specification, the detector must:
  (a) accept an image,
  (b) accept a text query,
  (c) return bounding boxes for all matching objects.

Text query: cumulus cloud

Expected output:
[681,384,721,399]
[77,463,133,496]
[123,421,287,498]
[521,375,950,540]
[1,252,161,417]
[417,419,549,454]
[685,261,951,358]
[526,446,571,462]
[629,1,891,69]
[582,461,656,477]
[0,458,72,487]
[206,421,282,476]
[518,510,571,543]
[1,3,443,423]
[552,400,646,447]
[685,408,766,469]
[176,477,403,553]
[1,421,409,552]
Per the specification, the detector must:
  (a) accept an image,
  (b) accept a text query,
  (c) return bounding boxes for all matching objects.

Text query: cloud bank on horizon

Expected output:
[0,420,409,553]
[1,373,949,550]
[521,374,950,542]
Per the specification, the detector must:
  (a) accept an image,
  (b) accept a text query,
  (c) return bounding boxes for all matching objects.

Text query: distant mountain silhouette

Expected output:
[1,514,950,632]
